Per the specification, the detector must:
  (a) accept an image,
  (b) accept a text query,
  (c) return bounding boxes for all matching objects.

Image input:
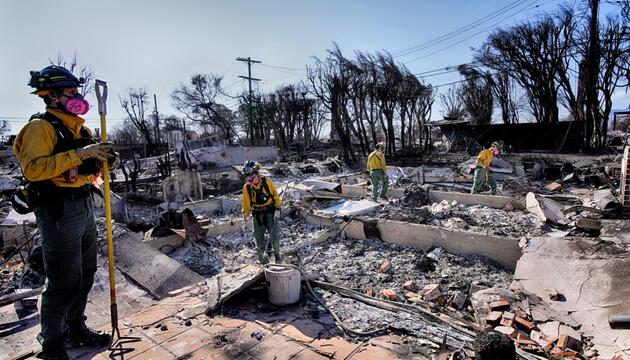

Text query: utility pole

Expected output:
[584,0,600,149]
[153,94,161,155]
[236,57,261,144]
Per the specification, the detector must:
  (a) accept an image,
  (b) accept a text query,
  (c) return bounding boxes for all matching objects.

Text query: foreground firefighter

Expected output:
[241,160,282,264]
[471,142,500,195]
[13,66,116,360]
[367,142,389,201]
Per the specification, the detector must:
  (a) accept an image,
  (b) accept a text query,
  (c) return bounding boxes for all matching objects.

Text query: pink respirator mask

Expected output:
[246,174,260,185]
[62,93,90,115]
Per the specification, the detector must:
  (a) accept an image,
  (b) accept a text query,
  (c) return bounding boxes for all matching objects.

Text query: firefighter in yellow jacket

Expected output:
[367,143,388,201]
[14,65,115,359]
[241,160,282,264]
[471,142,500,195]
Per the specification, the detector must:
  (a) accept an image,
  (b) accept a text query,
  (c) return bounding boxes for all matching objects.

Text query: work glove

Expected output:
[77,143,113,162]
[273,210,280,221]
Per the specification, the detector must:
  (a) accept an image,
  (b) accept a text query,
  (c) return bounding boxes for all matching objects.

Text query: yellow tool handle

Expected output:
[95,80,117,315]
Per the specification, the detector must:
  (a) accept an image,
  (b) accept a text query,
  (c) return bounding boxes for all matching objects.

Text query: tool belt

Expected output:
[31,183,93,220]
[55,184,92,200]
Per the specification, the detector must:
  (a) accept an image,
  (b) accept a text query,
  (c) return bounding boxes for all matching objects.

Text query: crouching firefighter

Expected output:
[241,160,282,264]
[13,65,119,360]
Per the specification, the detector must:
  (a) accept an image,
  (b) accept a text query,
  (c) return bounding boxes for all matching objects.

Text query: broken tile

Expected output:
[514,316,536,331]
[130,344,176,360]
[291,348,330,360]
[161,327,214,357]
[141,318,191,344]
[310,336,362,359]
[279,318,325,343]
[246,334,305,360]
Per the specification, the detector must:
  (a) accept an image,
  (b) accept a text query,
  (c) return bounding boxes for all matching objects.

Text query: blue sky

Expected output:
[1,0,628,134]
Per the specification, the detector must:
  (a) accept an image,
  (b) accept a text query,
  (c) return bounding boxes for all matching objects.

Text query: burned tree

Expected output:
[120,88,158,156]
[50,52,95,97]
[476,16,564,123]
[458,65,493,125]
[307,44,355,162]
[489,72,520,124]
[440,85,466,120]
[171,74,239,144]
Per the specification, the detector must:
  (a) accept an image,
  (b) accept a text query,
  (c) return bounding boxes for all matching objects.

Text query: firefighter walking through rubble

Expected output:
[471,142,500,195]
[367,143,389,201]
[241,160,282,264]
[13,65,117,360]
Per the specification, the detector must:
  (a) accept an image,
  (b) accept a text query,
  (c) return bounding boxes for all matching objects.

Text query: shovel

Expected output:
[95,80,140,358]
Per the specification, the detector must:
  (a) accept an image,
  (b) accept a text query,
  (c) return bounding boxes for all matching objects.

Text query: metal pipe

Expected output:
[609,315,630,329]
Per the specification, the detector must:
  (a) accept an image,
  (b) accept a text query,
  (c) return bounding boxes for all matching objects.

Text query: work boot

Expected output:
[67,324,111,347]
[36,349,69,360]
[274,252,283,264]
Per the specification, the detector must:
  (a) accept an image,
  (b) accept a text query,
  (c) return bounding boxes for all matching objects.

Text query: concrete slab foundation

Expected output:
[344,218,521,269]
[513,236,630,358]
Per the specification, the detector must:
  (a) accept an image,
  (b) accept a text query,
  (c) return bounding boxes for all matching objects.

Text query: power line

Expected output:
[260,63,306,72]
[393,0,533,58]
[405,0,560,64]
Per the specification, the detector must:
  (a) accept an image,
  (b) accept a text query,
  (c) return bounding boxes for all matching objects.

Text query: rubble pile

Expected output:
[169,242,225,276]
[427,200,546,237]
[298,237,512,352]
[381,199,546,237]
[471,289,594,358]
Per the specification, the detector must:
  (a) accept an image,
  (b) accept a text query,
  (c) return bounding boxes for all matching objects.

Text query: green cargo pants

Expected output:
[370,169,389,201]
[252,210,281,264]
[471,166,497,195]
[34,193,97,353]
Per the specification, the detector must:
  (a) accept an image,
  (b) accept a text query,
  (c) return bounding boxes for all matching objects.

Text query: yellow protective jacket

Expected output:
[13,108,96,188]
[242,176,281,214]
[475,148,494,168]
[367,150,386,172]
